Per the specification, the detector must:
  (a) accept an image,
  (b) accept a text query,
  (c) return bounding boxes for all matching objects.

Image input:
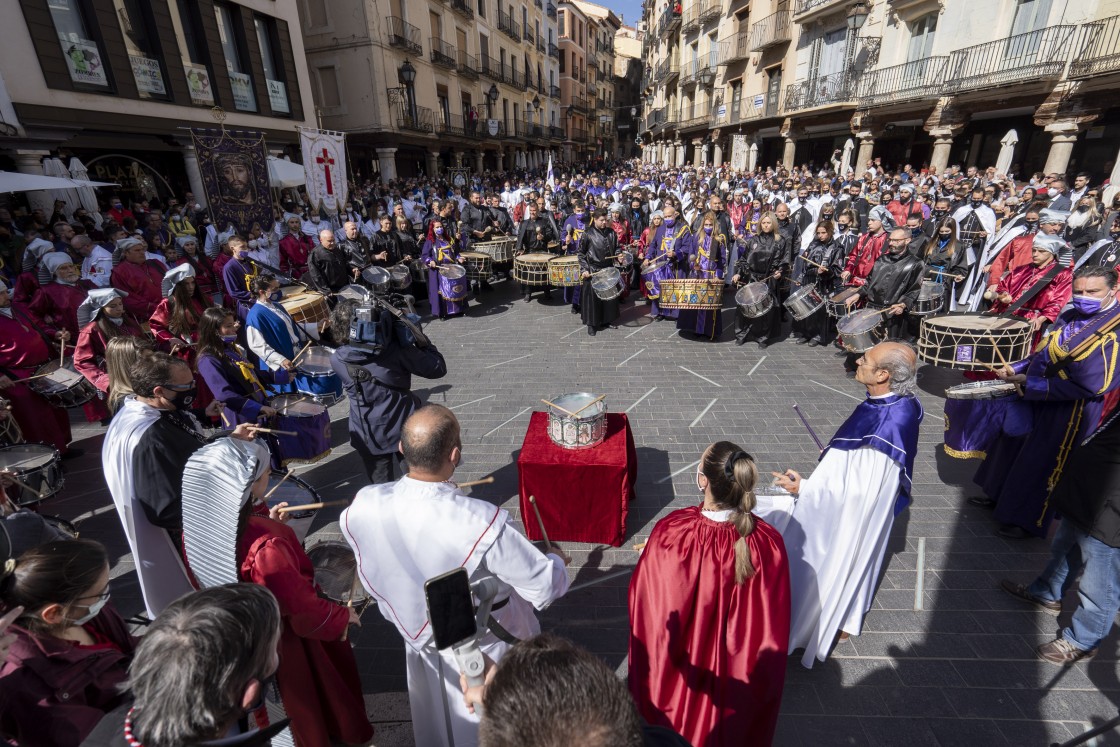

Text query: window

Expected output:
[254,16,289,114]
[316,66,341,108]
[304,0,329,28]
[47,0,111,90]
[558,11,565,36]
[170,0,216,105]
[478,0,486,18]
[215,3,257,112]
[1011,0,1052,35]
[907,12,937,61]
[559,49,565,73]
[816,27,847,77]
[730,79,742,117]
[480,33,489,59]
[114,0,170,99]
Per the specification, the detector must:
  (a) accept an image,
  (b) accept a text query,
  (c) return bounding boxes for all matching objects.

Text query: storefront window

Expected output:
[215,3,257,112]
[254,16,290,115]
[47,0,111,90]
[114,0,169,99]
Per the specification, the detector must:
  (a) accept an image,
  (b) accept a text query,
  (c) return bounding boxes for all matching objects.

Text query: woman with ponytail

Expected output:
[628,441,790,747]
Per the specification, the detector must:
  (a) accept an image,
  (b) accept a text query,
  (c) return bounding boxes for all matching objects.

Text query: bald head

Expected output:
[401,404,461,474]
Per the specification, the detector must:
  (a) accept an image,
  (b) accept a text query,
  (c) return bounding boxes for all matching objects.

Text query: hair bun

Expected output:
[724,450,750,479]
[1,559,15,580]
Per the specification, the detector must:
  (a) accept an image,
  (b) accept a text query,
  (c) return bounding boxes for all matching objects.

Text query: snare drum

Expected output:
[513,253,553,286]
[945,381,1018,400]
[591,267,622,301]
[545,392,607,449]
[836,308,887,353]
[388,264,412,290]
[473,238,515,263]
[461,251,493,282]
[280,288,330,325]
[735,282,773,318]
[263,470,320,542]
[917,313,1033,371]
[0,443,64,506]
[784,285,826,321]
[361,266,391,295]
[943,380,1028,460]
[269,395,332,467]
[307,541,372,612]
[826,286,861,318]
[436,264,469,302]
[658,279,723,310]
[911,281,946,317]
[27,358,97,408]
[615,250,634,268]
[409,259,428,283]
[294,346,342,405]
[548,255,582,287]
[337,284,370,304]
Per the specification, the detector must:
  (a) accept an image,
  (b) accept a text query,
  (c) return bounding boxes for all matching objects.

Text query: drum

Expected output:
[473,238,515,263]
[0,397,23,445]
[513,253,553,286]
[945,381,1018,400]
[917,313,1033,371]
[783,284,826,321]
[826,286,861,318]
[545,393,607,450]
[0,444,64,506]
[307,541,374,613]
[337,284,370,304]
[548,255,582,287]
[409,259,428,283]
[615,250,634,268]
[263,470,320,543]
[437,265,469,302]
[911,281,946,316]
[269,395,332,466]
[658,279,723,310]
[642,256,670,273]
[735,282,773,318]
[388,264,412,290]
[280,288,330,325]
[27,358,98,408]
[591,267,622,301]
[43,514,79,538]
[836,308,887,353]
[437,263,467,280]
[294,346,341,406]
[361,266,391,295]
[461,251,493,282]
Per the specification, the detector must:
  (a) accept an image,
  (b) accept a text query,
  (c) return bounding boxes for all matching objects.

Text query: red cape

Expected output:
[628,506,790,747]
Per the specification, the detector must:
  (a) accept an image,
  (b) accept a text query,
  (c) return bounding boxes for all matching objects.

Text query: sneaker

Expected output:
[1036,637,1097,665]
[999,579,1061,615]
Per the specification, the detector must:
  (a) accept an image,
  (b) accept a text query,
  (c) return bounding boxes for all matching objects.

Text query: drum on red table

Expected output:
[268,394,332,467]
[0,443,64,506]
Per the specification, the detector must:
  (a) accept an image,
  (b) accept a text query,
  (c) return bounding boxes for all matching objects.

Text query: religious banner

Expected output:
[730,134,748,172]
[299,127,348,214]
[189,127,271,234]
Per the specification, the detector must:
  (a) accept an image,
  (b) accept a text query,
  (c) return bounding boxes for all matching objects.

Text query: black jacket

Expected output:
[516,215,558,254]
[1052,413,1120,547]
[735,232,789,281]
[369,230,401,266]
[858,248,925,309]
[337,233,372,268]
[306,244,351,292]
[577,226,618,274]
[488,205,515,235]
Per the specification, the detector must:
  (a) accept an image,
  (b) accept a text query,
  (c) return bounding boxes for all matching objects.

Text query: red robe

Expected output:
[988,232,1036,283]
[843,232,887,286]
[629,506,790,747]
[12,272,39,304]
[0,306,72,453]
[73,318,145,393]
[29,282,88,340]
[990,261,1073,324]
[239,517,373,747]
[280,234,313,278]
[148,297,214,409]
[110,261,164,318]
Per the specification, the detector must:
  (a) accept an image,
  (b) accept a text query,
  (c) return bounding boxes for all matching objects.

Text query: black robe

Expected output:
[734,233,788,341]
[578,226,620,328]
[858,248,925,338]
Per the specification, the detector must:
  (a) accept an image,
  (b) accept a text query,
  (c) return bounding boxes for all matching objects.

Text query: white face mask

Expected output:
[1047,188,1060,198]
[696,467,705,494]
[69,593,110,626]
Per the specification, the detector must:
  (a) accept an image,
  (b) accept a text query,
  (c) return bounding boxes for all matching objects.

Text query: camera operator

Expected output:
[329,298,447,483]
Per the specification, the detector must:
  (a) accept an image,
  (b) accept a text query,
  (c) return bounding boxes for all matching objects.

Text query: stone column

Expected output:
[965,134,984,168]
[1043,121,1084,176]
[426,150,441,177]
[375,148,398,182]
[781,136,797,170]
[855,133,876,172]
[180,144,207,209]
[692,139,704,167]
[12,149,52,216]
[474,150,484,174]
[676,141,686,167]
[928,132,955,175]
[712,140,723,168]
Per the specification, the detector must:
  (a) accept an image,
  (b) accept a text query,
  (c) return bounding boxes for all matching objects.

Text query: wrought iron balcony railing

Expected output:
[1070,14,1120,79]
[658,7,682,36]
[481,54,503,82]
[397,105,435,133]
[570,95,589,112]
[457,50,479,79]
[719,32,749,65]
[942,25,1076,93]
[440,113,472,138]
[524,26,534,45]
[857,56,946,107]
[698,0,721,26]
[783,68,856,112]
[793,0,846,23]
[450,0,474,18]
[497,11,521,42]
[682,4,699,34]
[537,38,546,53]
[549,84,561,99]
[430,38,457,69]
[549,125,565,139]
[749,6,792,51]
[549,42,560,59]
[506,65,526,90]
[387,16,422,56]
[547,1,556,17]
[569,126,589,143]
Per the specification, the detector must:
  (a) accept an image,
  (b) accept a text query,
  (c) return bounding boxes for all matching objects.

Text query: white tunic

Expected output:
[342,477,569,747]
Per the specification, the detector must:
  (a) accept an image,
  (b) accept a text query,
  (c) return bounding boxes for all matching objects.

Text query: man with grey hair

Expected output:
[73,234,113,288]
[770,342,923,667]
[81,584,288,746]
[306,226,356,293]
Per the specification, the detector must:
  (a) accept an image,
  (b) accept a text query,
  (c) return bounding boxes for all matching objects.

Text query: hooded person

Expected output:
[110,237,164,318]
[73,288,144,401]
[987,233,1074,342]
[180,438,372,747]
[29,252,87,341]
[174,234,222,304]
[13,238,55,304]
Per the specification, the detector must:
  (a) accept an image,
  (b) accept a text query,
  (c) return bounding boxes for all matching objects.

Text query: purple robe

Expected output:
[561,214,587,307]
[676,232,727,339]
[421,239,468,317]
[644,221,694,320]
[221,257,255,321]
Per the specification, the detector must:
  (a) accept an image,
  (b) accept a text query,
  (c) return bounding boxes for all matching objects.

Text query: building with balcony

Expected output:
[0,0,316,213]
[300,0,560,180]
[639,0,1120,181]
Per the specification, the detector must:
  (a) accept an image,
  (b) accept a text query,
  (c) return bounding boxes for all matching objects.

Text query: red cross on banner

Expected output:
[300,129,348,214]
[316,147,335,195]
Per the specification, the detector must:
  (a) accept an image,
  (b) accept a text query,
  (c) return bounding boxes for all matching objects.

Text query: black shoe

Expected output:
[655,315,664,322]
[439,313,448,320]
[735,337,747,346]
[587,326,596,337]
[62,448,85,460]
[998,525,1031,539]
[808,339,821,347]
[524,294,532,303]
[571,305,580,314]
[834,350,849,357]
[968,496,996,509]
[758,341,769,350]
[795,337,810,345]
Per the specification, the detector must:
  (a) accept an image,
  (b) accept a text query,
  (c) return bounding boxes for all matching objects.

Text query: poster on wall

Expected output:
[60,38,108,87]
[185,64,214,105]
[190,127,272,233]
[229,71,255,111]
[129,55,166,96]
[266,79,289,113]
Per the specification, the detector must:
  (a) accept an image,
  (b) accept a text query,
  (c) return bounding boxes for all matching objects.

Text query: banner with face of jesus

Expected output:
[300,128,348,215]
[190,127,272,234]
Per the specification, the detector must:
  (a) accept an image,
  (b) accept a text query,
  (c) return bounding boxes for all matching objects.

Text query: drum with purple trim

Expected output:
[437,264,469,302]
[268,395,332,467]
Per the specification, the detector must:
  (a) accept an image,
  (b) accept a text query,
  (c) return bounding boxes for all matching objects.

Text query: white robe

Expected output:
[342,477,569,747]
[101,398,194,617]
[757,446,902,668]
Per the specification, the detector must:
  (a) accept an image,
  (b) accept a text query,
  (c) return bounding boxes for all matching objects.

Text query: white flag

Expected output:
[547,154,555,191]
[299,128,348,214]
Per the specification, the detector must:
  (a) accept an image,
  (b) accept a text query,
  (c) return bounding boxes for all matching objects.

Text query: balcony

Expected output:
[658,7,682,36]
[440,113,471,138]
[569,126,589,143]
[579,70,587,84]
[547,1,556,18]
[1070,14,1120,79]
[457,50,479,80]
[784,68,856,112]
[655,59,680,82]
[678,107,709,131]
[549,84,561,99]
[549,42,560,59]
[397,105,435,133]
[526,122,545,140]
[646,106,665,130]
[792,0,847,25]
[430,38,457,69]
[749,6,792,51]
[387,16,423,57]
[497,11,521,42]
[524,26,534,45]
[663,109,679,129]
[698,0,721,26]
[942,25,1076,94]
[481,54,503,82]
[597,40,613,54]
[596,96,607,109]
[719,32,749,65]
[537,38,545,53]
[681,52,718,87]
[682,4,699,34]
[570,95,589,112]
[857,56,946,107]
[506,65,527,90]
[450,0,473,18]
[549,125,565,139]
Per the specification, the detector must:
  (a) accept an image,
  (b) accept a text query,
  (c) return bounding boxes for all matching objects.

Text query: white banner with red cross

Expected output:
[299,127,348,215]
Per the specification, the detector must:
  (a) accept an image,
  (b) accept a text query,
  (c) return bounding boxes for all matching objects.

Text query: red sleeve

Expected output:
[27,288,60,338]
[1037,269,1073,322]
[73,325,109,392]
[148,299,175,346]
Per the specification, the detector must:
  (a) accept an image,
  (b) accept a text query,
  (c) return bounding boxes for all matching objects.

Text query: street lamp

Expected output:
[698,68,715,88]
[398,59,417,122]
[846,1,869,31]
[486,83,499,119]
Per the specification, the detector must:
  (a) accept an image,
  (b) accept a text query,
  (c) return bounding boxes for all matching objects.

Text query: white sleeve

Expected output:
[246,325,288,370]
[484,523,570,611]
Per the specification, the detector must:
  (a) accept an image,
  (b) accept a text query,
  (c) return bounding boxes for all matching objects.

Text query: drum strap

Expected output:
[1000,263,1062,316]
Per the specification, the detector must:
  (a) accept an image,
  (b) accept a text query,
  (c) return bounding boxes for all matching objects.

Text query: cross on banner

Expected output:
[316,148,335,195]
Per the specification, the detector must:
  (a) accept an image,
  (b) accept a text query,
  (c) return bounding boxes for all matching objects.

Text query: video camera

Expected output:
[348,294,430,351]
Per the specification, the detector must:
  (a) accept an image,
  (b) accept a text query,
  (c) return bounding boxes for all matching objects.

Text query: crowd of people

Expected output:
[0,153,1116,745]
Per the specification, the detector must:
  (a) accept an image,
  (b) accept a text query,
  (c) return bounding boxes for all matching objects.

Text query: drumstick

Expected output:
[633,541,647,551]
[541,398,578,417]
[277,498,348,513]
[797,254,829,272]
[984,334,1025,396]
[263,469,295,501]
[457,476,495,489]
[250,427,298,436]
[0,473,45,500]
[792,403,826,453]
[220,410,231,428]
[18,372,60,382]
[290,340,313,366]
[570,394,606,416]
[528,496,553,554]
[59,340,65,367]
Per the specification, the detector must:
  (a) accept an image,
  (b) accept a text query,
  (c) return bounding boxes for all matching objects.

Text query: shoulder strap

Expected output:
[1044,308,1120,378]
[1001,262,1063,316]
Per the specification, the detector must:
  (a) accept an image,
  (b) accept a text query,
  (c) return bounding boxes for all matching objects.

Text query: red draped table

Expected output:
[517,412,637,547]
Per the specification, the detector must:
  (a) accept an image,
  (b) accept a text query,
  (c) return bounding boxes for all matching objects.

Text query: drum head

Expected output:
[389,265,410,283]
[592,266,620,286]
[264,470,320,520]
[0,444,57,470]
[549,255,578,266]
[337,284,370,303]
[296,346,335,375]
[643,257,669,273]
[837,308,884,335]
[361,266,390,287]
[438,264,467,279]
[270,395,328,415]
[919,280,945,300]
[616,250,634,268]
[736,282,768,305]
[307,541,371,606]
[788,284,821,303]
[548,392,605,420]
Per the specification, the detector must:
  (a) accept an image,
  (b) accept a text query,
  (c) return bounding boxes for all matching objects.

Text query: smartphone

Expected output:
[425,568,477,650]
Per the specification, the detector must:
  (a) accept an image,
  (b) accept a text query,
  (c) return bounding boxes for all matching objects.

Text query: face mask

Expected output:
[1072,295,1104,315]
[1111,229,1120,239]
[107,315,125,326]
[1023,220,1039,232]
[970,199,982,208]
[695,467,705,494]
[1047,188,1059,198]
[434,226,444,236]
[838,224,849,233]
[69,593,110,626]
[933,209,947,219]
[703,226,712,235]
[938,233,952,241]
[664,217,674,227]
[220,334,238,343]
[269,290,283,302]
[170,385,197,411]
[1078,205,1090,213]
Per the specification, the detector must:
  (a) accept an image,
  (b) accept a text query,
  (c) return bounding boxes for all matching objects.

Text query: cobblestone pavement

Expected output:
[55,277,1118,746]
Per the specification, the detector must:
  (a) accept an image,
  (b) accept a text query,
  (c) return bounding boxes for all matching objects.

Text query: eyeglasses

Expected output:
[161,382,195,392]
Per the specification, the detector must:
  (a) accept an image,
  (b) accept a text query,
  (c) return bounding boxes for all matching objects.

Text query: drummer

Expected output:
[196,307,288,427]
[732,212,789,348]
[645,199,694,322]
[73,289,147,417]
[338,219,375,271]
[28,252,87,342]
[987,234,1073,344]
[367,215,401,269]
[422,217,468,320]
[677,211,728,341]
[515,201,560,304]
[578,209,622,337]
